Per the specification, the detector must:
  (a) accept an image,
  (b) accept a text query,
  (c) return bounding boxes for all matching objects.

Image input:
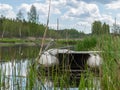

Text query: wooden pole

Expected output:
[38,0,51,60]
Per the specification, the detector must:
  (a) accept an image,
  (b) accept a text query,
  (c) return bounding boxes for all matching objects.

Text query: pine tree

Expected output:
[28,5,39,23]
[16,10,24,21]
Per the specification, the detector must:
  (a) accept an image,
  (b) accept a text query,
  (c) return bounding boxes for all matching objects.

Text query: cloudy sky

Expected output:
[0,0,120,33]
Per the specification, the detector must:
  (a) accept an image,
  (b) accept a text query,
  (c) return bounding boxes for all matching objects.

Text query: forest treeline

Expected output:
[0,17,111,38]
[0,17,110,38]
[0,17,86,38]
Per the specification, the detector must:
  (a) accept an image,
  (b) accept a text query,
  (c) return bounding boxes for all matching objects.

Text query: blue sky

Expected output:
[0,0,120,33]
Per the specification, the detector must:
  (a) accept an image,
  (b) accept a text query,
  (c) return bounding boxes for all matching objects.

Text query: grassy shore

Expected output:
[0,37,45,46]
[0,37,82,47]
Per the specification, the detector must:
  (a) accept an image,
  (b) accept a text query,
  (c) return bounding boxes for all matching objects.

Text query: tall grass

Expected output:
[75,36,97,51]
[102,35,119,89]
[97,35,120,90]
[1,35,120,90]
[75,35,120,89]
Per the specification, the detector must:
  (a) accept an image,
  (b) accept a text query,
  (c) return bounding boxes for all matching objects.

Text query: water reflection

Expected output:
[0,45,39,60]
[0,60,30,90]
[0,60,28,76]
[0,60,80,90]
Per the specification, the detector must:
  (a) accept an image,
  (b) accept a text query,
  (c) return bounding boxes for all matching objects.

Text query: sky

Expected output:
[0,0,120,33]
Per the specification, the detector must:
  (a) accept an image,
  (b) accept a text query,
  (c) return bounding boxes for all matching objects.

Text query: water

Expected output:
[0,60,80,90]
[0,45,38,90]
[0,45,101,90]
[0,60,28,90]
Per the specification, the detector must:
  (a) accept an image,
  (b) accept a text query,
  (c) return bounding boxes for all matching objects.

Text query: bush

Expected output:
[75,36,97,51]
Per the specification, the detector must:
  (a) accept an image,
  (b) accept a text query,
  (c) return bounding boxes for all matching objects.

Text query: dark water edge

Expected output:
[0,44,74,61]
[0,44,40,61]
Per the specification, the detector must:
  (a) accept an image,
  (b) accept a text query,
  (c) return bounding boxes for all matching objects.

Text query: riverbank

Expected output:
[0,37,45,46]
[0,37,81,47]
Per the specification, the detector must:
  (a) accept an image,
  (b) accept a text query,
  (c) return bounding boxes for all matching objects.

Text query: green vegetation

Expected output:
[0,17,86,38]
[27,5,39,23]
[75,36,97,51]
[92,21,110,35]
[0,17,45,38]
[0,38,25,43]
[99,36,120,90]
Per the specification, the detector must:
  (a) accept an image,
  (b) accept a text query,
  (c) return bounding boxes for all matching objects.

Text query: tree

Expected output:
[92,21,102,35]
[102,22,110,34]
[91,21,110,35]
[0,16,3,36]
[16,10,24,21]
[106,24,110,34]
[16,10,24,37]
[28,5,39,23]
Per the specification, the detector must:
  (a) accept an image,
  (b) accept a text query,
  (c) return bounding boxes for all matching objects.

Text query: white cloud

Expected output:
[86,14,114,27]
[87,4,101,18]
[61,1,100,20]
[18,2,61,18]
[106,0,120,9]
[19,3,31,12]
[0,3,16,18]
[82,0,118,4]
[61,1,116,32]
[46,0,67,8]
[60,1,102,33]
[0,3,12,10]
[100,14,114,25]
[33,3,48,15]
[117,14,120,18]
